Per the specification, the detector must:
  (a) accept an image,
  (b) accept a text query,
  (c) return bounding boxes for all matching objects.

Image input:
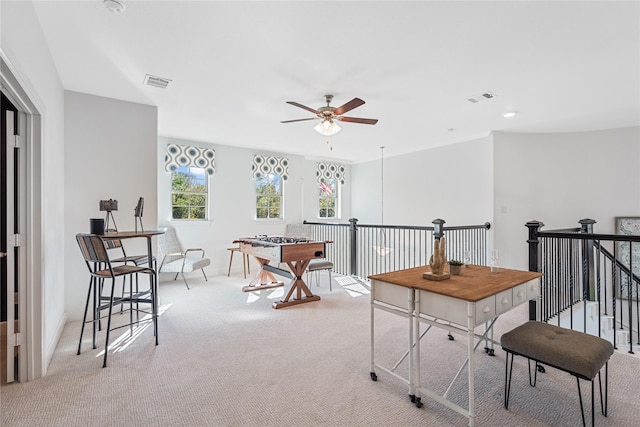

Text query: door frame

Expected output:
[1,51,44,381]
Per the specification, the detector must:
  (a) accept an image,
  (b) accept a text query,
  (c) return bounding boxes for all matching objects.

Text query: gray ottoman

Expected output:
[501,321,614,426]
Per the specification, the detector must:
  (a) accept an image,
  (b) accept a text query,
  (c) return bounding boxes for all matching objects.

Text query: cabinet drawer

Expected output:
[496,289,514,315]
[512,283,529,307]
[475,296,496,324]
[526,280,539,299]
[418,291,468,326]
[373,280,411,311]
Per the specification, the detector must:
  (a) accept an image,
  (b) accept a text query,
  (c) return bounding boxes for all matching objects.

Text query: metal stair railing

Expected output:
[303,218,491,280]
[527,219,640,354]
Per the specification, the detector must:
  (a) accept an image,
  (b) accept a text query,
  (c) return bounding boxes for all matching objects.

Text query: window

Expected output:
[171,166,208,219]
[319,178,339,218]
[255,173,283,219]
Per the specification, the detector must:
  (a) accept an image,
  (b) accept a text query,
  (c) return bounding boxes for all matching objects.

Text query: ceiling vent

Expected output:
[143,74,172,89]
[467,91,497,104]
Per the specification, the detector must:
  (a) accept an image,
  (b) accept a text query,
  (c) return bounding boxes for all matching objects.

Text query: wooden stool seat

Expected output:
[227,247,250,278]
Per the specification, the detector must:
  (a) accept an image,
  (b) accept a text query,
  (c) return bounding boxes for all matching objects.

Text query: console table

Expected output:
[369,264,541,426]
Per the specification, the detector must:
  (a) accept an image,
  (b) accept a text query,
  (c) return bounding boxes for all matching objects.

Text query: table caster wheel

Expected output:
[448,333,454,341]
[537,365,546,373]
[410,394,416,403]
[415,397,423,408]
[370,372,378,381]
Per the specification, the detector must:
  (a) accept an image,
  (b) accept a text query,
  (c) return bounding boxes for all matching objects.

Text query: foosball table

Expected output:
[234,236,327,309]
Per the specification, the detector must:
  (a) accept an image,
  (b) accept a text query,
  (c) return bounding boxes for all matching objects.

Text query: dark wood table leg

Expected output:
[273,259,321,309]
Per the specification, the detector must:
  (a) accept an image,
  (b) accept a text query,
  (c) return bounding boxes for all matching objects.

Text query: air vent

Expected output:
[143,74,172,89]
[467,91,497,103]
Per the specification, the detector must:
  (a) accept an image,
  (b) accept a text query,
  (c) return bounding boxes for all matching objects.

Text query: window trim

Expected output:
[170,165,209,221]
[318,178,340,219]
[254,172,284,220]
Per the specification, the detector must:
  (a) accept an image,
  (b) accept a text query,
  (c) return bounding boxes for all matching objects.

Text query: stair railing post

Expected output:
[526,220,544,321]
[579,219,597,302]
[432,218,445,240]
[349,218,358,277]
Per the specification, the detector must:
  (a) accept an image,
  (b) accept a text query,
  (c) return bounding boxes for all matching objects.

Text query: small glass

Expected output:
[490,249,499,272]
[463,250,471,268]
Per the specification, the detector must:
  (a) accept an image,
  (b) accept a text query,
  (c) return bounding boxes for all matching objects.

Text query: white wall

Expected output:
[1,0,66,376]
[351,137,494,226]
[157,137,352,276]
[64,91,157,321]
[493,127,640,270]
[352,128,640,273]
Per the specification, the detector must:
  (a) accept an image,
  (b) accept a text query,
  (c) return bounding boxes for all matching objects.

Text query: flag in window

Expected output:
[319,181,333,195]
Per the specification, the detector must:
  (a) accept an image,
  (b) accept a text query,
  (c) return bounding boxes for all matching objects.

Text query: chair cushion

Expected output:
[161,257,210,273]
[501,321,613,380]
[308,260,333,271]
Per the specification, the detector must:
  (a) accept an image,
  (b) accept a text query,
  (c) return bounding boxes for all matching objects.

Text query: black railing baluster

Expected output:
[526,219,640,353]
[305,219,490,281]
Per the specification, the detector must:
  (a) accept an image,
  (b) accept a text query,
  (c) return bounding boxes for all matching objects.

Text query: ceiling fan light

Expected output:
[104,0,126,14]
[314,120,341,136]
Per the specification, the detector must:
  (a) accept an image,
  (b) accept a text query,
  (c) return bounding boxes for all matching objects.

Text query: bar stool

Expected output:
[76,233,158,367]
[227,246,250,278]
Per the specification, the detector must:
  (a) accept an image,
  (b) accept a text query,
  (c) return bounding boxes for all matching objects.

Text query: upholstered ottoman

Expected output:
[501,321,614,426]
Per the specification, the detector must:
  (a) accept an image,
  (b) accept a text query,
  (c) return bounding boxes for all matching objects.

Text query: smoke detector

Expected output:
[104,0,126,15]
[143,74,172,89]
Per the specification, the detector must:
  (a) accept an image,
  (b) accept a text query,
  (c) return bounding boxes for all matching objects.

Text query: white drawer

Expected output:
[418,291,468,326]
[496,289,514,315]
[475,296,496,324]
[512,283,529,307]
[526,280,539,299]
[373,280,411,311]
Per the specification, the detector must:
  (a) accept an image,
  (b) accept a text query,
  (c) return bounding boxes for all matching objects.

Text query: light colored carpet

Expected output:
[1,272,639,426]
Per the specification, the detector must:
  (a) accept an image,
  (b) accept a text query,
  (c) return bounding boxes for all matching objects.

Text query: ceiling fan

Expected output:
[281,94,378,136]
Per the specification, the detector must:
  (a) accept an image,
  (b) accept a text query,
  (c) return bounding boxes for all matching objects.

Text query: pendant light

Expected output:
[375,146,392,256]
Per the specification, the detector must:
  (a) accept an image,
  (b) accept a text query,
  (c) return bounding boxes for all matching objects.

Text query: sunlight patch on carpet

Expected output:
[97,303,172,357]
[268,288,284,299]
[336,276,370,297]
[246,292,260,303]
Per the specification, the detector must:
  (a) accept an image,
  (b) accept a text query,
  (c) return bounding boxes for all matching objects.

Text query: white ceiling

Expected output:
[31,1,640,163]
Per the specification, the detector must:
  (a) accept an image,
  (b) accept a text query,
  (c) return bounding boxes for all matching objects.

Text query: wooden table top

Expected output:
[101,229,165,239]
[369,264,542,302]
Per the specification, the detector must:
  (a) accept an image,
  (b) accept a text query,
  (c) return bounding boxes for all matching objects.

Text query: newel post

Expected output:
[349,218,359,276]
[579,218,597,301]
[433,218,446,240]
[526,220,544,273]
[526,220,544,321]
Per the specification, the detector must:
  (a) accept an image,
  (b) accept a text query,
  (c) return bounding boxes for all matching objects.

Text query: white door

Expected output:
[3,106,27,383]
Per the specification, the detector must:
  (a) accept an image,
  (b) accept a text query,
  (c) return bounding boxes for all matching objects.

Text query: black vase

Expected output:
[90,218,105,235]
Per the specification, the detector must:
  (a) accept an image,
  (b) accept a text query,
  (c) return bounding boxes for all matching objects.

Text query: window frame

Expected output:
[255,172,284,220]
[170,165,209,220]
[318,178,340,219]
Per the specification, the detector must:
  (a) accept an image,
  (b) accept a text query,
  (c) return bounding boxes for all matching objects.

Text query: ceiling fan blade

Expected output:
[280,118,319,123]
[338,116,378,125]
[333,98,365,116]
[286,101,320,115]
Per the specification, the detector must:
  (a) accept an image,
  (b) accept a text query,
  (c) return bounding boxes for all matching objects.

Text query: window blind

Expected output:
[165,144,215,175]
[251,155,289,180]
